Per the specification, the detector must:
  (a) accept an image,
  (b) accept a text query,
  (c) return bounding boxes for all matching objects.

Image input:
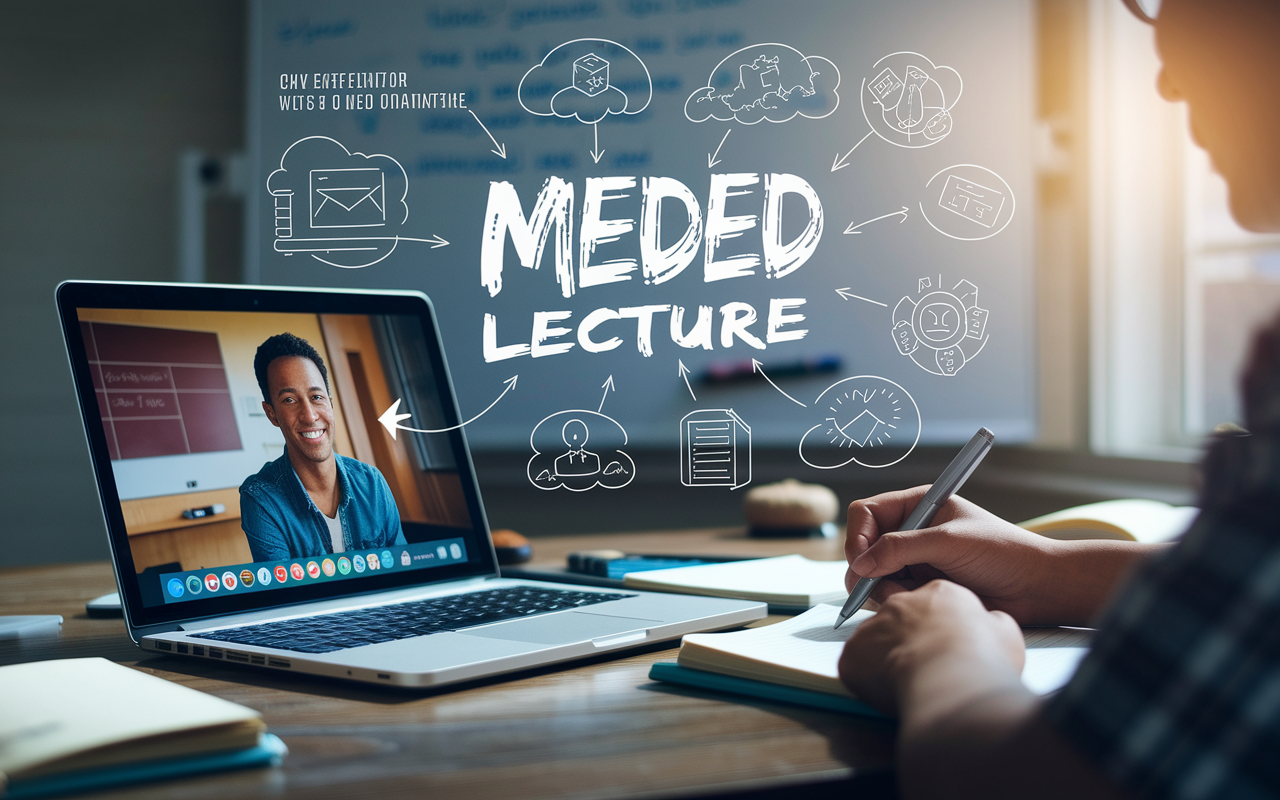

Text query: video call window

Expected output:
[76,308,474,606]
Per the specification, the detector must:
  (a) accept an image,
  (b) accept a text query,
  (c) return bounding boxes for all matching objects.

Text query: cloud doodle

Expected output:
[527,410,635,492]
[861,52,962,148]
[685,43,841,125]
[266,136,410,268]
[518,39,652,125]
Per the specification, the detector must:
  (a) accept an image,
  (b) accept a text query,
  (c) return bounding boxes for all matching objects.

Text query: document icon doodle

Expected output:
[310,168,387,229]
[938,175,1005,228]
[681,409,751,489]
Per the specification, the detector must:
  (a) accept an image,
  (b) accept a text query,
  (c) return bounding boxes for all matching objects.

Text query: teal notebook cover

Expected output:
[649,662,893,722]
[4,733,288,800]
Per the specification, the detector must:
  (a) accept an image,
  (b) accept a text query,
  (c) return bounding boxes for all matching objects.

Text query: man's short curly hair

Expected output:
[254,333,329,402]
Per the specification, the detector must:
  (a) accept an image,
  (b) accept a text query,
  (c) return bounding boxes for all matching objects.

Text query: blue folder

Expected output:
[648,662,894,722]
[5,733,288,800]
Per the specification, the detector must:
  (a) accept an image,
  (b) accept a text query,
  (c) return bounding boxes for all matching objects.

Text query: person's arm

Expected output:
[370,468,406,547]
[838,580,1128,800]
[845,487,1170,626]
[239,488,293,562]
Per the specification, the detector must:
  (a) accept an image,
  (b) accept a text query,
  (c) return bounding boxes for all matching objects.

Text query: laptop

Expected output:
[56,281,766,688]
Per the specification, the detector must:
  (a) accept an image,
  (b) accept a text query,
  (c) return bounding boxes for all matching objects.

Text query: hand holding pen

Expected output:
[835,428,995,629]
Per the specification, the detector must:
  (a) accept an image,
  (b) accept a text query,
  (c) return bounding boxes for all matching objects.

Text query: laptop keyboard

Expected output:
[192,586,637,654]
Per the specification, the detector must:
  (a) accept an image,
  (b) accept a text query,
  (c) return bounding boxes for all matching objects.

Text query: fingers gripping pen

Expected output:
[834,427,995,630]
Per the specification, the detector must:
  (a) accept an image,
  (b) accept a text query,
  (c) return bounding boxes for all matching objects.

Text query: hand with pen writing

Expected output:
[843,487,1167,627]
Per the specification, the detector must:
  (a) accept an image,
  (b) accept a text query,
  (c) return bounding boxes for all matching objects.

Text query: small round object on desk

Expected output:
[743,479,840,538]
[491,529,533,564]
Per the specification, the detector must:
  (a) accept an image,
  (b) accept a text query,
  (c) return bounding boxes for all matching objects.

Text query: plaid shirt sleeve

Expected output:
[1043,434,1280,800]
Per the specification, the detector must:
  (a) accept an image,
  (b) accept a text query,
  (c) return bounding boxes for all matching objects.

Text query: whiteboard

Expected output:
[248,0,1037,460]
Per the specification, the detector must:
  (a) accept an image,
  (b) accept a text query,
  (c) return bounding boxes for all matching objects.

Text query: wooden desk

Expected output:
[0,529,896,800]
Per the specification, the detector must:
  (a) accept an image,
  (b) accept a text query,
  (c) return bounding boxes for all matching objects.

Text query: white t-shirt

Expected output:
[322,511,345,554]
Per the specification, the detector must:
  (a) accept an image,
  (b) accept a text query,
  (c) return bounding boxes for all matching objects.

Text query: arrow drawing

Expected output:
[751,359,807,407]
[831,130,874,172]
[393,235,450,249]
[844,206,909,235]
[598,374,615,412]
[402,234,449,249]
[707,129,731,169]
[468,110,508,159]
[590,122,605,164]
[378,375,517,439]
[678,360,697,401]
[836,288,888,307]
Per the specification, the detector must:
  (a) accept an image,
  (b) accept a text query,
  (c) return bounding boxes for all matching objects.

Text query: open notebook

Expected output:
[652,604,1090,716]
[1020,499,1197,543]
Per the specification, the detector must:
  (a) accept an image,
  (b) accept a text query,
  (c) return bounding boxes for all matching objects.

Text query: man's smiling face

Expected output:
[263,355,336,464]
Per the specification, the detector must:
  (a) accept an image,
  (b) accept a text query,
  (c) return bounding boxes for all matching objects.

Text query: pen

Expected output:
[834,427,996,630]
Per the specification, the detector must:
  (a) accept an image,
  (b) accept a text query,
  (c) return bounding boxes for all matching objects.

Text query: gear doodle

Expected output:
[891,277,989,376]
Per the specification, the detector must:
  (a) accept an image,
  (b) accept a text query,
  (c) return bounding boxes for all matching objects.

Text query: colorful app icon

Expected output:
[240,569,255,587]
[205,573,220,592]
[257,567,272,586]
[185,575,203,595]
[306,561,321,579]
[450,543,463,560]
[222,571,238,590]
[167,578,185,598]
[337,557,351,575]
[437,545,447,560]
[380,550,393,568]
[400,551,411,566]
[367,553,381,571]
[275,565,288,583]
[290,562,305,581]
[352,554,366,573]
[322,558,336,577]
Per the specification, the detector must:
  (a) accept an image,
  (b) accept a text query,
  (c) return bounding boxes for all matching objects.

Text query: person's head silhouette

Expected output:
[562,419,589,450]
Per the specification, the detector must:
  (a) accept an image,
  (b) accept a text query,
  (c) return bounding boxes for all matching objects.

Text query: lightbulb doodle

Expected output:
[861,52,962,148]
[267,136,448,268]
[528,410,635,492]
[685,43,840,125]
[892,276,990,376]
[799,376,921,469]
[919,164,1016,241]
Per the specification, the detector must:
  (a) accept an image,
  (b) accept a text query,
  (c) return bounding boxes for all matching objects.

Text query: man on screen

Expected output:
[240,333,405,562]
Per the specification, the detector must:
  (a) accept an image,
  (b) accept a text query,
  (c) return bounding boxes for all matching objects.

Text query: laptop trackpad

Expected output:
[458,611,660,645]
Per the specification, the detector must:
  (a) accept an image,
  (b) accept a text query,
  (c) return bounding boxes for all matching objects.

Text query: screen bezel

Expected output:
[56,280,498,632]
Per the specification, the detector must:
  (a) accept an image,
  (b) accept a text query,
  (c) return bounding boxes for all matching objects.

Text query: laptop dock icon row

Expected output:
[159,539,468,603]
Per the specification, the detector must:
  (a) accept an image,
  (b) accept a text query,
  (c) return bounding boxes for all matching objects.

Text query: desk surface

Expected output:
[0,529,895,800]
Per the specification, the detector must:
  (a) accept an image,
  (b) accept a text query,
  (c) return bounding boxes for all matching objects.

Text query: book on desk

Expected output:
[0,658,285,799]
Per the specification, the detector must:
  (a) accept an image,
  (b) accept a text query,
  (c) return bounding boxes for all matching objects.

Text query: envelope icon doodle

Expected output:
[310,168,387,229]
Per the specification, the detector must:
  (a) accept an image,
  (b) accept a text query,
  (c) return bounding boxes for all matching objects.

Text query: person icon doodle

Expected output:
[554,419,601,477]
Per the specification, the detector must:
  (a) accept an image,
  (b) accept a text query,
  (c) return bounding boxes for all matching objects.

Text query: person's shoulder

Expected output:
[336,453,387,482]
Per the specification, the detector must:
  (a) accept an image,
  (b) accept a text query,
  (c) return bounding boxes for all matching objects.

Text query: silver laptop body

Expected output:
[57,281,765,688]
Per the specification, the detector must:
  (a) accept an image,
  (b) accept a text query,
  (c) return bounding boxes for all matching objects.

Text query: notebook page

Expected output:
[680,604,868,683]
[680,604,1090,696]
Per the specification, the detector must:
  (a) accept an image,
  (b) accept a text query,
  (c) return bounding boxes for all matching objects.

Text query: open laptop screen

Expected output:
[57,282,497,629]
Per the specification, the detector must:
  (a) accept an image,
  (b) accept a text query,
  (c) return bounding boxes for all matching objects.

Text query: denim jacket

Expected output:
[239,449,405,562]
